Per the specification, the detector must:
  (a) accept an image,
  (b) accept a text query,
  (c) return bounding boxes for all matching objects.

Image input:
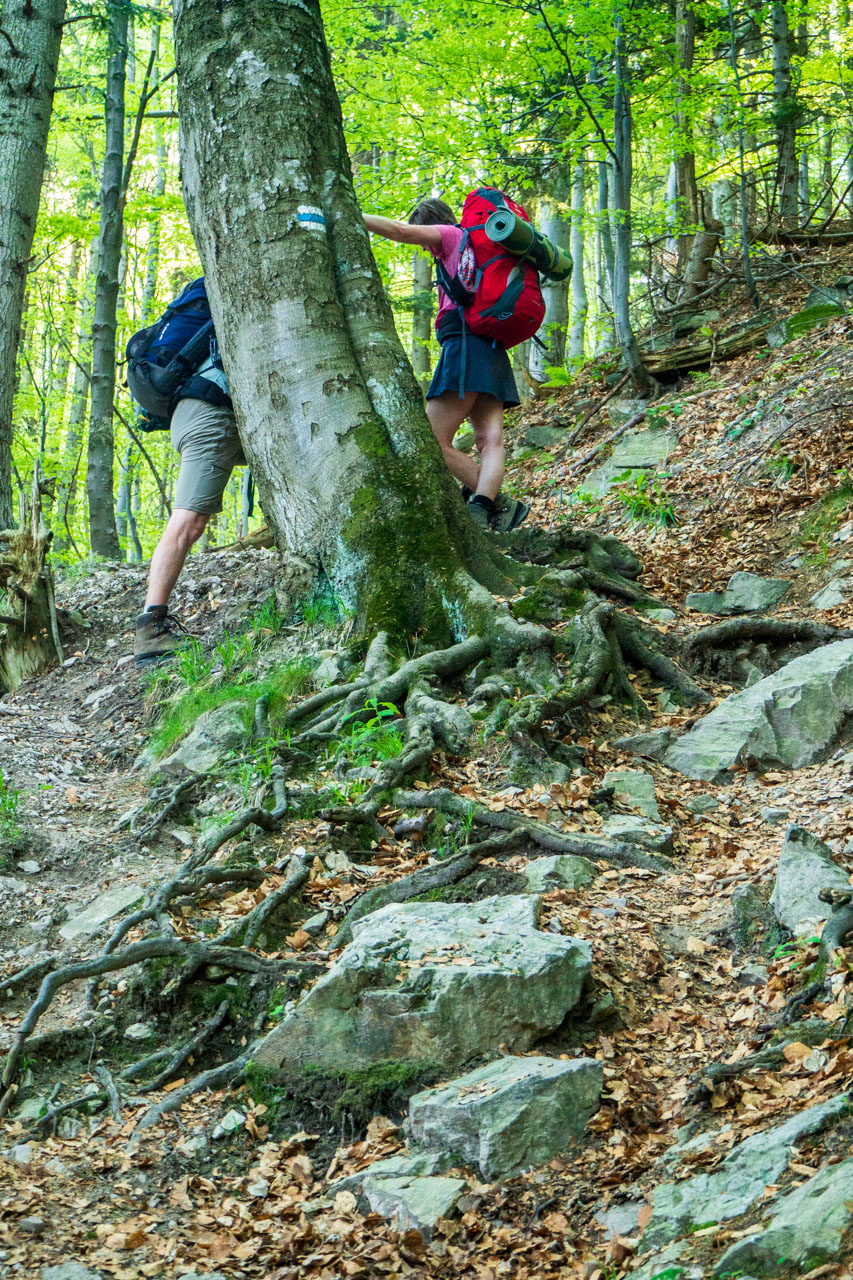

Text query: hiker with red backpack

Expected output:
[365,188,548,532]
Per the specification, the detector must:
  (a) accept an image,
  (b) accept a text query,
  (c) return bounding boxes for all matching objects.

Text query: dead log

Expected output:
[640,313,778,375]
[0,462,63,693]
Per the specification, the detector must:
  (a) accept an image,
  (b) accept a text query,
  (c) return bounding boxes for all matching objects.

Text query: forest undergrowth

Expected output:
[3,249,853,1278]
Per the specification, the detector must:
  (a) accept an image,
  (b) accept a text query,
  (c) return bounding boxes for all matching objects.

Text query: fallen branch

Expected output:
[684,617,853,653]
[127,1052,250,1150]
[565,373,630,447]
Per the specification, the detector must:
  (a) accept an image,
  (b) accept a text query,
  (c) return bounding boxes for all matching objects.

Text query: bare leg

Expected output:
[145,508,209,608]
[426,391,480,489]
[469,394,505,500]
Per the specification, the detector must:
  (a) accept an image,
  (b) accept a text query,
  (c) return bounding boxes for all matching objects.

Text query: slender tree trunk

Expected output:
[55,235,97,551]
[51,239,82,412]
[0,0,66,529]
[86,0,127,559]
[674,0,698,270]
[610,8,652,395]
[530,184,571,381]
[173,0,499,641]
[569,159,588,361]
[142,23,165,326]
[772,0,799,226]
[410,250,432,390]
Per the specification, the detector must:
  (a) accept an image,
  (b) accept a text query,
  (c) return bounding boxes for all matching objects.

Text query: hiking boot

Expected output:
[134,606,189,665]
[467,494,494,528]
[492,493,531,533]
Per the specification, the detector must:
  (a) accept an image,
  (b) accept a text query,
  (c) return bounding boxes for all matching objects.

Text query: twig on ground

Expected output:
[93,1064,122,1119]
[127,1052,250,1150]
[564,374,630,448]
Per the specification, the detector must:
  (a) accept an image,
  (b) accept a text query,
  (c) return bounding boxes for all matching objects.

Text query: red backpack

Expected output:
[436,187,546,349]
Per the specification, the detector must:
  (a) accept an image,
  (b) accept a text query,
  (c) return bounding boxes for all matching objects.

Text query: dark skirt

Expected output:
[427,333,520,407]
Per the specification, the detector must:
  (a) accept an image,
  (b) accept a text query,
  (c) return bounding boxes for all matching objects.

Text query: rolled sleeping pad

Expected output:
[484,209,573,282]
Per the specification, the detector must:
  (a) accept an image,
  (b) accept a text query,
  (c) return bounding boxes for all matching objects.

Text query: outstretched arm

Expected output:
[364,215,443,248]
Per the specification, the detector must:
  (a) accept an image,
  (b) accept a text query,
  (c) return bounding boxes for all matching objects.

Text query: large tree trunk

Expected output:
[0,0,66,530]
[0,462,63,692]
[772,0,799,226]
[173,0,500,642]
[86,0,126,560]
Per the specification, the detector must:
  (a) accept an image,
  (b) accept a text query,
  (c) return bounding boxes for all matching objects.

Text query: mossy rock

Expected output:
[415,865,527,904]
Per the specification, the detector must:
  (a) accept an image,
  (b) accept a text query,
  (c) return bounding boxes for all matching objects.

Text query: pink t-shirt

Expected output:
[430,224,476,330]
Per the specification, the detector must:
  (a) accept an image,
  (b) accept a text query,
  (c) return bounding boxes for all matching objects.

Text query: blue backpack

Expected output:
[125,278,214,426]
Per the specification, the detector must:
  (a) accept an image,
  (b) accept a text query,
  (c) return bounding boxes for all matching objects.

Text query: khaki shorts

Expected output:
[171,397,246,515]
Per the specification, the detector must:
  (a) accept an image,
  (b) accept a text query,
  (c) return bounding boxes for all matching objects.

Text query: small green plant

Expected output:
[299,582,353,629]
[336,697,403,766]
[541,364,573,387]
[773,935,820,967]
[175,637,214,684]
[565,487,606,517]
[613,471,678,527]
[0,769,22,844]
[251,595,286,639]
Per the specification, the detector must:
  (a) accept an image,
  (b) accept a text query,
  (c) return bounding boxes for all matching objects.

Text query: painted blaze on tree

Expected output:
[173,0,504,643]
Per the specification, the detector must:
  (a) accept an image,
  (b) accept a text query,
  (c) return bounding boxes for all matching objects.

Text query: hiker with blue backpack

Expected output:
[126,278,245,664]
[365,187,570,531]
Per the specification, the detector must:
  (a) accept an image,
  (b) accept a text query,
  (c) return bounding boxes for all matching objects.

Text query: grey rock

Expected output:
[685,794,718,815]
[607,397,649,427]
[168,1275,228,1280]
[685,571,790,616]
[10,1142,33,1165]
[407,1055,603,1181]
[176,1133,209,1159]
[0,875,28,893]
[595,1198,646,1240]
[612,728,674,761]
[715,1156,853,1276]
[19,1216,45,1234]
[770,824,850,936]
[312,655,341,687]
[252,896,592,1073]
[523,855,597,893]
[736,963,768,988]
[211,1107,246,1139]
[630,1243,703,1280]
[42,1267,107,1280]
[524,424,566,449]
[18,860,41,875]
[59,884,144,942]
[57,1115,83,1139]
[643,607,677,622]
[810,576,853,610]
[603,769,660,820]
[601,814,673,854]
[330,1151,451,1194]
[302,910,330,935]
[361,1174,466,1239]
[15,1097,49,1121]
[664,639,853,781]
[155,700,250,777]
[124,1021,155,1041]
[584,429,676,494]
[760,805,788,823]
[641,1093,849,1252]
[767,302,845,348]
[730,882,767,928]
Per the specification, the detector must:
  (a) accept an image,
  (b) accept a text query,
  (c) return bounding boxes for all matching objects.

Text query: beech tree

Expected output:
[0,0,66,529]
[170,0,707,789]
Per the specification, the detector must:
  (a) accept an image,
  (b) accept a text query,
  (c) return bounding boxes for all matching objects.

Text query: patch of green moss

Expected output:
[191,978,250,1014]
[799,482,853,545]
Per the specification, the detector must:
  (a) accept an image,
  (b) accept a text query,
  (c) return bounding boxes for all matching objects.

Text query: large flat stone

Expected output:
[252,896,592,1074]
[584,429,676,494]
[770,824,851,936]
[407,1055,603,1181]
[641,1093,849,1252]
[59,884,144,942]
[686,571,790,616]
[714,1156,853,1276]
[664,639,853,781]
[603,769,660,820]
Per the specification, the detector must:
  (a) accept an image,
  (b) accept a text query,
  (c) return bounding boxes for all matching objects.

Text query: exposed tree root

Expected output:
[337,829,527,945]
[687,1017,841,1105]
[393,788,672,872]
[684,617,853,654]
[127,1053,251,1152]
[139,999,231,1093]
[219,853,311,948]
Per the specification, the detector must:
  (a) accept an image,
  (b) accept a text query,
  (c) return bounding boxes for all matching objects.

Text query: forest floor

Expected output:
[3,249,853,1279]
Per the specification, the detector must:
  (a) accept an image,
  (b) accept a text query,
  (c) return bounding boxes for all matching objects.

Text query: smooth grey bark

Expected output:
[772,0,799,225]
[529,188,570,381]
[56,235,97,550]
[173,0,494,641]
[610,9,651,395]
[411,249,432,389]
[568,159,588,361]
[142,23,166,325]
[0,0,66,528]
[51,239,82,413]
[674,0,698,270]
[86,0,127,559]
